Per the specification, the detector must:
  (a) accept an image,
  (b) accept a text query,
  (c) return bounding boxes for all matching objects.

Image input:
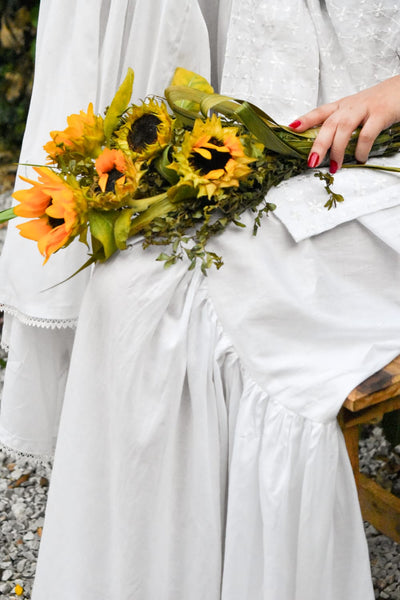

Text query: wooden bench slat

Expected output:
[344,356,400,412]
[339,355,400,543]
[358,473,400,544]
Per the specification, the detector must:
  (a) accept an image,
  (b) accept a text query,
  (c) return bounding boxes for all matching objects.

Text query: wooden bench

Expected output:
[339,355,400,543]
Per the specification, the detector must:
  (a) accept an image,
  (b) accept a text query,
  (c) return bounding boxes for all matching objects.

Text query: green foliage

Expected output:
[0,0,39,160]
[313,171,344,209]
[141,148,306,273]
[104,68,134,142]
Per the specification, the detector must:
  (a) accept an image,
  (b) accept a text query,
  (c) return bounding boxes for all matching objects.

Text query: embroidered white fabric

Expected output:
[220,0,400,245]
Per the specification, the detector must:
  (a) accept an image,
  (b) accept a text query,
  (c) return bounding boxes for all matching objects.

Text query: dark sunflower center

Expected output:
[47,199,65,228]
[48,216,65,228]
[127,114,161,151]
[105,168,124,192]
[190,137,230,175]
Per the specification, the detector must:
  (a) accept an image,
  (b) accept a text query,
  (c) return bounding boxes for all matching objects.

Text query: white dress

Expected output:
[1,1,400,599]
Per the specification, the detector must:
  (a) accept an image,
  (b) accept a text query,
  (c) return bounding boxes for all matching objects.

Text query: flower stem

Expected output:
[127,191,170,212]
[0,207,17,224]
[128,196,175,237]
[342,163,400,173]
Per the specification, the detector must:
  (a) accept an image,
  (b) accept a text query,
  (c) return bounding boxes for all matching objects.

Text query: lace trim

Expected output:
[0,303,78,330]
[0,438,54,470]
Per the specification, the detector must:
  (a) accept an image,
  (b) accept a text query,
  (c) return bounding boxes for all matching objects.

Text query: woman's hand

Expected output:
[288,75,400,173]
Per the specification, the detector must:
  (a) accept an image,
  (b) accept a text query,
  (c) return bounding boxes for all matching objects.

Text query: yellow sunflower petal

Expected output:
[193,147,212,160]
[38,223,70,263]
[98,173,109,193]
[13,188,52,217]
[17,217,53,242]
[205,168,226,180]
[114,98,173,161]
[95,148,126,177]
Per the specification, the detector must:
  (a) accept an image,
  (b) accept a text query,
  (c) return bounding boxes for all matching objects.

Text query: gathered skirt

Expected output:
[3,213,400,599]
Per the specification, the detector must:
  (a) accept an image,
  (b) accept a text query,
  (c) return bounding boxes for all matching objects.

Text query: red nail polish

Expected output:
[288,120,301,129]
[307,152,319,168]
[329,160,338,174]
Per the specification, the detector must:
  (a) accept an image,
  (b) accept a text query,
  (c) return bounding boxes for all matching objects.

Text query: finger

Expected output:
[328,121,359,171]
[308,109,367,170]
[306,118,339,167]
[354,117,385,163]
[288,102,337,131]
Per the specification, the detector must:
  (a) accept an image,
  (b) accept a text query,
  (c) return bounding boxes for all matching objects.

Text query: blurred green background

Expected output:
[0,0,39,191]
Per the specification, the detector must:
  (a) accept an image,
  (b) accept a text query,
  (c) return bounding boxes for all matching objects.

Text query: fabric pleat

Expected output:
[31,233,378,599]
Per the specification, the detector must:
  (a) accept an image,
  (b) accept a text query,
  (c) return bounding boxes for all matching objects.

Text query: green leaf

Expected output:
[156,252,171,262]
[168,184,197,204]
[169,67,214,112]
[0,207,16,223]
[170,67,214,93]
[165,85,238,123]
[79,227,89,247]
[114,208,135,250]
[104,68,134,141]
[88,210,119,260]
[41,253,101,291]
[235,102,305,158]
[154,146,179,185]
[128,197,176,237]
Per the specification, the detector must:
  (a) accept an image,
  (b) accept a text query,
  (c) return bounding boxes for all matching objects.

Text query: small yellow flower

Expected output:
[13,167,88,263]
[15,584,24,596]
[169,114,254,198]
[114,98,173,161]
[44,103,105,162]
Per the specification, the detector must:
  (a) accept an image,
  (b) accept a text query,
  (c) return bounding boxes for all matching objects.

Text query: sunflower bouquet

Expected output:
[2,67,400,275]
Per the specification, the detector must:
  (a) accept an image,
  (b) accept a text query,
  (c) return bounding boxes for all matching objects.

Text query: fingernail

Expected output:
[307,152,319,168]
[329,160,338,174]
[288,120,302,129]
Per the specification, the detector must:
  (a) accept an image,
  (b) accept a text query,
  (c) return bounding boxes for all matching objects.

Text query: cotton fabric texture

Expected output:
[0,1,400,599]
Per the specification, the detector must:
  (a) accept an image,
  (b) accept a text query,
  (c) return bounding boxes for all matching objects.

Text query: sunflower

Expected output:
[114,98,173,161]
[44,103,105,163]
[13,167,87,263]
[169,114,255,199]
[88,147,140,209]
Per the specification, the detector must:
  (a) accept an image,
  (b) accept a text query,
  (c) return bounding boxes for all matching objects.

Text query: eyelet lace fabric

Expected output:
[0,304,77,351]
[0,304,77,332]
[0,438,53,469]
[221,0,400,117]
[220,0,400,245]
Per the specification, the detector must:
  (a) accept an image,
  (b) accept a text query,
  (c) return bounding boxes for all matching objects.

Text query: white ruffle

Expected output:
[0,317,75,458]
[0,304,77,332]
